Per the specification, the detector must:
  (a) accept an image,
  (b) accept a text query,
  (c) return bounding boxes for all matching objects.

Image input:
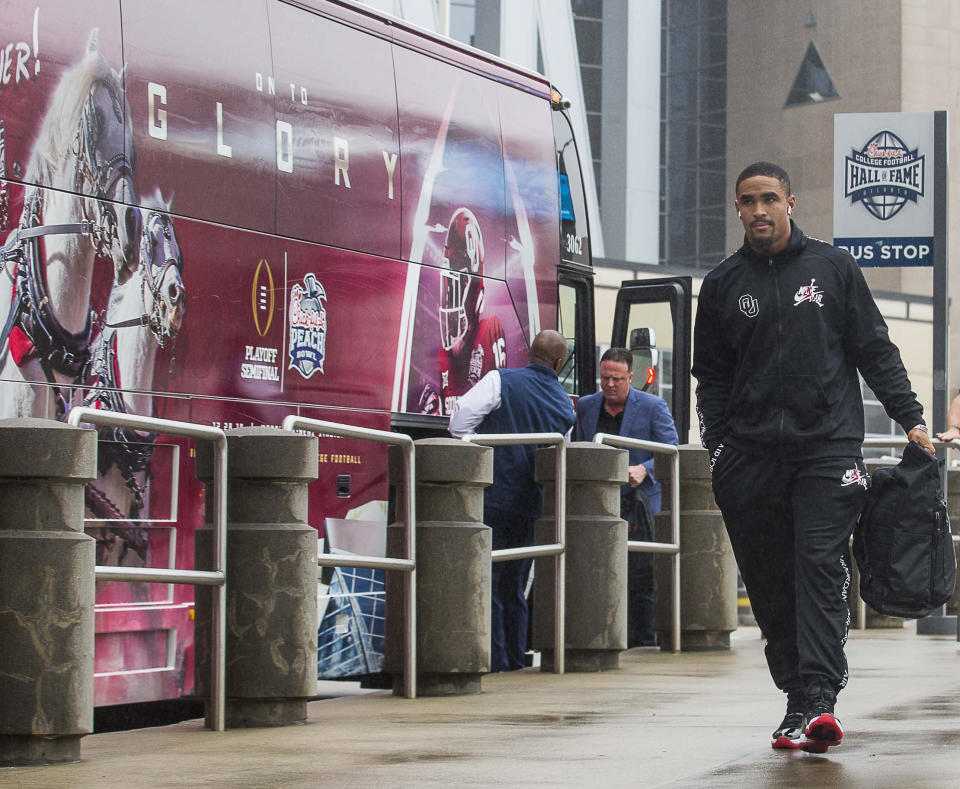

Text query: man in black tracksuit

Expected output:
[692,161,935,754]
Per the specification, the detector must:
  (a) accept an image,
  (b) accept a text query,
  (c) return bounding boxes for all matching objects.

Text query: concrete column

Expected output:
[195,427,318,727]
[0,419,96,766]
[532,442,627,672]
[654,446,737,650]
[385,438,492,696]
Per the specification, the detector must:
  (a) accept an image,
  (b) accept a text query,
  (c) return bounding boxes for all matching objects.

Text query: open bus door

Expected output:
[611,277,693,442]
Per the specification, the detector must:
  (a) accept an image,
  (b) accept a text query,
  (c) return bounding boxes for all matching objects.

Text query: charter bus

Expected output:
[0,0,690,709]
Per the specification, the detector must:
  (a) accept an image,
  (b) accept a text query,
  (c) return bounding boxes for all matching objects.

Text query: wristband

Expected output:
[911,424,928,434]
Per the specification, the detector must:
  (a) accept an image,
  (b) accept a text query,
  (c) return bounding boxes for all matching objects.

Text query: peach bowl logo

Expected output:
[288,273,327,379]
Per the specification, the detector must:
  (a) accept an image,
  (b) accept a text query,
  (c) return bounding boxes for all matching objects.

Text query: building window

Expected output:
[785,41,839,108]
[659,0,727,270]
[574,1,603,209]
[448,0,477,47]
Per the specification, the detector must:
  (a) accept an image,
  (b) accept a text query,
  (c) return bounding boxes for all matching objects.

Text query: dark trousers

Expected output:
[623,487,657,647]
[627,553,656,647]
[710,444,868,697]
[488,510,535,672]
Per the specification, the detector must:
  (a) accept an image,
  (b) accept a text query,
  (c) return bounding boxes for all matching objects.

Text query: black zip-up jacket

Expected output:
[693,222,924,460]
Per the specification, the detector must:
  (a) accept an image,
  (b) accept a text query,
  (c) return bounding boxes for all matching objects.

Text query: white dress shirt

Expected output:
[448,371,502,437]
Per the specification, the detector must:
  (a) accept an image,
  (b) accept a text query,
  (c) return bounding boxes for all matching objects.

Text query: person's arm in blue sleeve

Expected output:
[637,396,680,484]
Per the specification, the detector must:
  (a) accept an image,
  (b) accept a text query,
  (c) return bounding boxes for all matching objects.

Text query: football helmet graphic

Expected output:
[439,208,485,353]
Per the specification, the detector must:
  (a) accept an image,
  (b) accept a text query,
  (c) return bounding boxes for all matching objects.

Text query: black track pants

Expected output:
[710,444,868,695]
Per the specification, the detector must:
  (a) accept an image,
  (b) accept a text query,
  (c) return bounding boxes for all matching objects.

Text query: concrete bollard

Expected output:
[654,445,737,650]
[0,419,97,766]
[385,438,493,696]
[532,442,627,672]
[195,427,318,727]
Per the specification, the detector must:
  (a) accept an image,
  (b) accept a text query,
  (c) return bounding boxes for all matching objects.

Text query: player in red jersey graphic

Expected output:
[421,207,506,416]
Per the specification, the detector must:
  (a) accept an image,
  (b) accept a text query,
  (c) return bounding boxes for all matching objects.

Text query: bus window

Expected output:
[553,110,590,268]
[558,280,579,395]
[500,85,562,348]
[123,0,277,232]
[394,47,506,276]
[558,274,595,397]
[270,1,401,259]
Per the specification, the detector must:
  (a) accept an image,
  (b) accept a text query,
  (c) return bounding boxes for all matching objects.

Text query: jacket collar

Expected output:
[528,362,559,379]
[739,220,807,263]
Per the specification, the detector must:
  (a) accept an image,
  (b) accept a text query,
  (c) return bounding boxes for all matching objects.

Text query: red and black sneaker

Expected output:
[800,696,843,754]
[772,689,806,750]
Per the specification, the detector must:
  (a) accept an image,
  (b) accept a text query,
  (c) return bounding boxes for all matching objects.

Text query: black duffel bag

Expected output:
[853,440,957,618]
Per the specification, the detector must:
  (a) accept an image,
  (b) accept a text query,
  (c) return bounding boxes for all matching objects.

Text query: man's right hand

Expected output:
[908,426,936,456]
[627,464,649,487]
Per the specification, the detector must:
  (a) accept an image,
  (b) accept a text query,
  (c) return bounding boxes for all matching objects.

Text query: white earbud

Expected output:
[737,211,741,218]
[788,207,793,215]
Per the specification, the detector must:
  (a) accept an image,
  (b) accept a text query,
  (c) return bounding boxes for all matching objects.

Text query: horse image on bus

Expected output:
[0,0,595,708]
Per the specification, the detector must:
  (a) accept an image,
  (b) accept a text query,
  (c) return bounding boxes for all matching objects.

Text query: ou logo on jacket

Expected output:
[739,294,759,318]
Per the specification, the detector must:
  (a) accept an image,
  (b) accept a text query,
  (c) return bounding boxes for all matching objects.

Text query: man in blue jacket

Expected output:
[575,347,679,646]
[449,329,575,672]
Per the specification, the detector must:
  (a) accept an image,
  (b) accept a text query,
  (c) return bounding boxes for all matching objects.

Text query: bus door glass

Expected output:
[553,101,595,397]
[611,278,692,442]
[558,273,595,398]
[552,108,590,268]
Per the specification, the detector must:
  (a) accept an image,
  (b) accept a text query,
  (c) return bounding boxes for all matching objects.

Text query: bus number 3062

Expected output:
[565,234,583,256]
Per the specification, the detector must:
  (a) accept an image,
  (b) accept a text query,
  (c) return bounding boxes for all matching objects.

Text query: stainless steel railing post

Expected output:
[282,416,417,698]
[592,434,682,654]
[463,433,566,673]
[68,407,228,731]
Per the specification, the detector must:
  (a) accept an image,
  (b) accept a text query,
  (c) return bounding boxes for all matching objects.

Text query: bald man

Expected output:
[450,330,575,672]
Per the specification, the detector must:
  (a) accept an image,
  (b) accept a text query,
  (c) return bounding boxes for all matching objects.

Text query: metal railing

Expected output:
[281,416,417,698]
[592,434,681,654]
[461,433,567,673]
[855,436,959,634]
[67,407,228,731]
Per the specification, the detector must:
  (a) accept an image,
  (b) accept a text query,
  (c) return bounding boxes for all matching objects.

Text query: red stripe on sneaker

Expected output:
[800,712,843,753]
[772,735,802,750]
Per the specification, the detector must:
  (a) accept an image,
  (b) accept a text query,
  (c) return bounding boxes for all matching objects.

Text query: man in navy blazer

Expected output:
[575,347,679,646]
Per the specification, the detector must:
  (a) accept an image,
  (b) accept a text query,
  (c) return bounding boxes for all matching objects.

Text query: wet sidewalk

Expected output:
[4,624,960,788]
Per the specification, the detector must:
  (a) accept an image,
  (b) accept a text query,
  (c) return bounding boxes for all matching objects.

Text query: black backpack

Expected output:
[853,441,957,618]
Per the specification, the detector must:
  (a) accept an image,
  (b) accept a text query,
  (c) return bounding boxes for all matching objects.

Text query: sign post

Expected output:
[835,110,951,635]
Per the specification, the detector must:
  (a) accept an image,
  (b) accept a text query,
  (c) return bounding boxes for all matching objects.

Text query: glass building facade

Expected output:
[572,0,604,205]
[659,0,727,269]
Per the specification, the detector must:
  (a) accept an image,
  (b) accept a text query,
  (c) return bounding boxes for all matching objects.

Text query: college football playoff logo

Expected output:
[251,258,275,337]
